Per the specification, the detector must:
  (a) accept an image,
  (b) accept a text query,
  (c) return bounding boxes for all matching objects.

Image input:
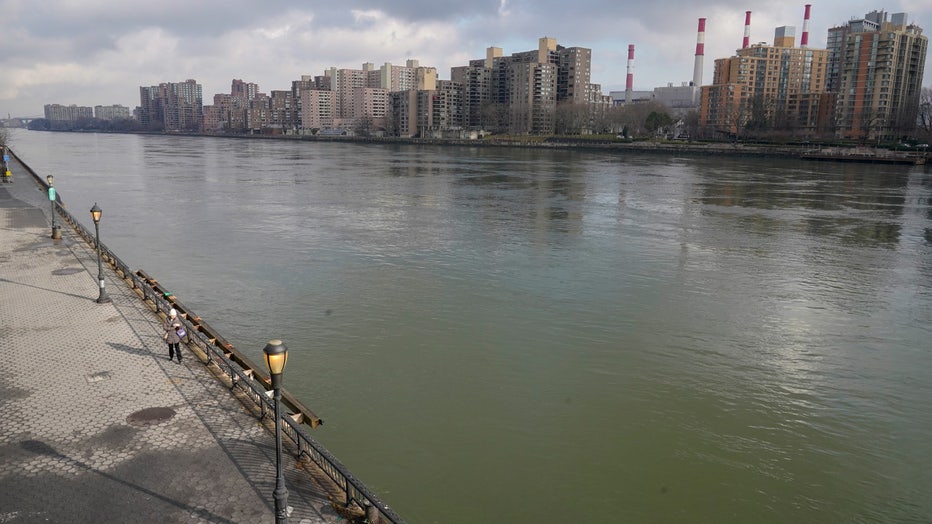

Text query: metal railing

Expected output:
[13,148,406,524]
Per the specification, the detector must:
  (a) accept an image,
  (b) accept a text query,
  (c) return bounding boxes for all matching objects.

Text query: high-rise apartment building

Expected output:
[406,79,466,138]
[699,26,830,136]
[301,89,334,130]
[231,79,259,103]
[509,60,558,135]
[44,104,93,121]
[291,76,319,132]
[458,37,599,135]
[325,67,369,120]
[351,87,388,124]
[200,80,265,133]
[176,36,602,136]
[431,80,465,132]
[827,10,927,140]
[451,63,492,129]
[556,46,591,104]
[268,90,294,131]
[202,93,233,132]
[245,93,270,132]
[378,60,436,92]
[139,79,203,131]
[388,90,418,137]
[307,60,436,133]
[94,105,131,121]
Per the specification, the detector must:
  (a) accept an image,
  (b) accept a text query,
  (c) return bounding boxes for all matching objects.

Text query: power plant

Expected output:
[611,16,708,109]
[801,4,811,47]
[693,18,706,90]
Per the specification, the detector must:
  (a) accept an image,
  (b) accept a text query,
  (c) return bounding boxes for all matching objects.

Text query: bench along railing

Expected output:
[16,149,406,524]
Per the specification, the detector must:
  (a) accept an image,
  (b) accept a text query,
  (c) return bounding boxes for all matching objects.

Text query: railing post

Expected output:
[364,499,380,524]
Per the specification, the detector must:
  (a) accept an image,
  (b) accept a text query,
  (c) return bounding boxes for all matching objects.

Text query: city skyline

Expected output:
[1,0,930,118]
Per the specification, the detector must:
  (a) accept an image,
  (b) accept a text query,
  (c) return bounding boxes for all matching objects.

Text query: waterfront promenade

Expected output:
[0,171,339,521]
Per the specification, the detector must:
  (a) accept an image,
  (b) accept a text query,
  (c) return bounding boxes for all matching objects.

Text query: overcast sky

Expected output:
[1,0,930,118]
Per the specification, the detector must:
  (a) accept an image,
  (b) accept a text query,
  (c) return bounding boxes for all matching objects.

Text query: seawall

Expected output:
[3,147,406,524]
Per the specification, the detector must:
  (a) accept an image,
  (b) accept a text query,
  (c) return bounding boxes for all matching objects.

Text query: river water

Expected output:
[7,129,932,523]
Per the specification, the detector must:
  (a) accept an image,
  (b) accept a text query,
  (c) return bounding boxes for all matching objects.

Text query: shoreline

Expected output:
[19,128,932,164]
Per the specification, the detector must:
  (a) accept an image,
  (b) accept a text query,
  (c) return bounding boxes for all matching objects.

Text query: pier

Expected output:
[0,153,402,523]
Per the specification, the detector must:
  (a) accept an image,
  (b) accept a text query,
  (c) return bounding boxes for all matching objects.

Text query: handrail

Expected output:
[13,147,406,524]
[134,269,324,428]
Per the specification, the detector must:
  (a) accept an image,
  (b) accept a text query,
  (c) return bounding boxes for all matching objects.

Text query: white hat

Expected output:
[169,308,177,317]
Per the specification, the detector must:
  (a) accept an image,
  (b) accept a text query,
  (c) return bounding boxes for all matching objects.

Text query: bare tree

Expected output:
[858,108,885,144]
[615,101,669,138]
[480,102,508,134]
[354,114,374,137]
[382,109,399,138]
[604,105,627,135]
[724,97,751,142]
[591,105,618,135]
[554,101,590,135]
[745,94,773,133]
[682,110,700,140]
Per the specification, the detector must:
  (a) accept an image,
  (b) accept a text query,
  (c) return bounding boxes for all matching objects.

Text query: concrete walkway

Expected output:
[0,166,340,522]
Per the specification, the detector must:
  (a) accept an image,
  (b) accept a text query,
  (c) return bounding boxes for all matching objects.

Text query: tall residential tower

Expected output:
[699,23,830,136]
[827,10,928,140]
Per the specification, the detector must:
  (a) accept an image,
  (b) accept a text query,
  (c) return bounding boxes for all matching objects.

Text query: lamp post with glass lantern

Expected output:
[89,203,111,304]
[263,340,289,523]
[46,175,61,239]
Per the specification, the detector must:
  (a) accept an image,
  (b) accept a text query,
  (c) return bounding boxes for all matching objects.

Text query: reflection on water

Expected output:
[696,162,910,248]
[8,130,932,523]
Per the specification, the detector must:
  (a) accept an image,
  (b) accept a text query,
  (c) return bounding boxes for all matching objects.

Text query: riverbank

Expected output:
[181,132,830,159]
[0,171,341,523]
[1,151,405,524]
[24,127,932,164]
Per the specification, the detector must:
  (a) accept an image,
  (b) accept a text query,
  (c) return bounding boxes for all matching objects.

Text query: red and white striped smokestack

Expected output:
[801,4,811,47]
[742,11,752,48]
[693,18,706,87]
[626,44,635,92]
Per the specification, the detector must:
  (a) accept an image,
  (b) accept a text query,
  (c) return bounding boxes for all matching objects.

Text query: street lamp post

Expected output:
[47,175,60,240]
[89,203,111,304]
[263,340,290,524]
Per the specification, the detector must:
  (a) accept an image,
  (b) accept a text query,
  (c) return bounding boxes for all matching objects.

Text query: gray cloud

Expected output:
[0,0,929,117]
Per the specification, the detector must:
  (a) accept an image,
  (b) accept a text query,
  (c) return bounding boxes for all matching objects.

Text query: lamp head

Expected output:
[90,203,102,224]
[263,339,289,380]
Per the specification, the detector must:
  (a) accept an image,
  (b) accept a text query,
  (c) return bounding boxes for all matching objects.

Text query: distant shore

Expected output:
[164,130,932,162]
[20,128,932,163]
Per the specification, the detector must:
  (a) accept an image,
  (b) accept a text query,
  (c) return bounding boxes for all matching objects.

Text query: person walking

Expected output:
[163,308,184,363]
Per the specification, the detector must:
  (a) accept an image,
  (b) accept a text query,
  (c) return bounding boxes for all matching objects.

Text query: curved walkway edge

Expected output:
[0,166,340,522]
